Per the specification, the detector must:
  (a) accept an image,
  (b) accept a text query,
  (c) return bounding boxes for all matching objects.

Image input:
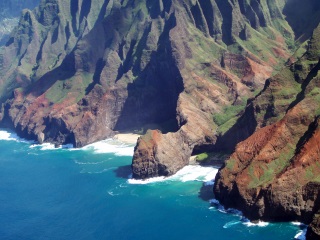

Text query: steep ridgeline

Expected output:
[0,0,40,45]
[131,0,320,179]
[0,0,317,174]
[214,24,320,238]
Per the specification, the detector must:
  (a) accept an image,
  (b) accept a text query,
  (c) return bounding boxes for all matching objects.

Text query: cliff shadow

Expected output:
[213,100,258,154]
[23,53,77,98]
[114,165,132,179]
[198,183,215,202]
[114,13,184,134]
[283,0,320,42]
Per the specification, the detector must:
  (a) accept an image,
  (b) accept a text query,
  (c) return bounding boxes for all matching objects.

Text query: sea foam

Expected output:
[0,130,33,143]
[79,139,134,156]
[291,222,307,240]
[128,165,219,185]
[0,130,18,141]
[28,137,134,155]
[209,199,269,228]
[30,143,73,151]
[294,229,307,240]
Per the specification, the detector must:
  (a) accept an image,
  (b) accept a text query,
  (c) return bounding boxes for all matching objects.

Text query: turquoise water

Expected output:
[0,130,306,240]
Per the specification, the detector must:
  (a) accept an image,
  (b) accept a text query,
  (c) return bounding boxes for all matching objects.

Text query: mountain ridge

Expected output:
[214,23,320,238]
[1,0,320,238]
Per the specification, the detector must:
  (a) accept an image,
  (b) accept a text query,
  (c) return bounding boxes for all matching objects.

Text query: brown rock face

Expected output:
[0,0,288,148]
[0,0,39,45]
[214,25,320,227]
[214,110,320,222]
[307,210,320,239]
[0,0,319,176]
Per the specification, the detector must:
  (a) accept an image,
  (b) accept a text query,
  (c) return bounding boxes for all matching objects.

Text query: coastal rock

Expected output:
[307,211,320,239]
[2,0,320,235]
[0,0,319,176]
[214,24,320,227]
[0,0,294,148]
[0,0,39,45]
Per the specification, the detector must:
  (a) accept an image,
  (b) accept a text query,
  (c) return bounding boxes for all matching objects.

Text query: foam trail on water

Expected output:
[28,137,133,155]
[30,143,74,151]
[223,221,241,229]
[128,165,219,185]
[128,176,166,185]
[209,199,269,228]
[242,220,269,227]
[291,222,307,240]
[294,229,307,240]
[80,167,117,174]
[74,159,110,165]
[79,139,134,156]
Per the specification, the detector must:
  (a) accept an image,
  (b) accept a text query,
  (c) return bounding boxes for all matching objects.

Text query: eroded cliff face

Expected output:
[0,0,294,150]
[131,0,320,179]
[214,24,320,229]
[0,0,318,175]
[0,0,40,45]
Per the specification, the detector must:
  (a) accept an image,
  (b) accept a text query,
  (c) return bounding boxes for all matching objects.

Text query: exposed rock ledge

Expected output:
[132,93,216,179]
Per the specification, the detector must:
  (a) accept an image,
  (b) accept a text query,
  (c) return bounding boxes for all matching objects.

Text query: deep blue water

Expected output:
[0,130,306,240]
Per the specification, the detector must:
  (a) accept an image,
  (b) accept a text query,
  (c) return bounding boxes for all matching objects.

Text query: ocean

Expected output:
[0,129,306,240]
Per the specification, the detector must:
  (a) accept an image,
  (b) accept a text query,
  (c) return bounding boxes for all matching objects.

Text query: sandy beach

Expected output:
[113,133,141,144]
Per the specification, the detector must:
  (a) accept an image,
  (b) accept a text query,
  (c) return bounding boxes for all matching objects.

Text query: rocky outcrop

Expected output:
[0,0,292,149]
[2,0,320,233]
[0,0,319,173]
[132,0,320,179]
[307,210,320,239]
[214,24,320,231]
[0,0,39,45]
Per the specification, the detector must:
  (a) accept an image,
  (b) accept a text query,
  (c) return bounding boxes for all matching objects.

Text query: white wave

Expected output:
[174,165,218,182]
[291,222,307,240]
[128,176,166,185]
[29,137,133,155]
[128,165,219,185]
[30,143,55,150]
[0,130,34,143]
[0,129,133,156]
[294,229,307,240]
[29,142,74,151]
[223,220,241,228]
[209,198,228,213]
[79,139,134,156]
[242,220,269,227]
[0,130,18,141]
[291,222,306,227]
[210,198,269,227]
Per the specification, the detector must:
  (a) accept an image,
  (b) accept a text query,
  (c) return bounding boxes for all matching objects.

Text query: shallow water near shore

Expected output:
[0,130,306,239]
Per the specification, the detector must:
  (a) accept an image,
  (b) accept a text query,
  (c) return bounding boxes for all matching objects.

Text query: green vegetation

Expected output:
[234,20,295,69]
[213,104,243,125]
[186,22,225,66]
[196,152,209,162]
[225,158,236,171]
[305,162,320,182]
[213,99,247,134]
[249,148,295,188]
[45,73,93,104]
[306,25,320,60]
